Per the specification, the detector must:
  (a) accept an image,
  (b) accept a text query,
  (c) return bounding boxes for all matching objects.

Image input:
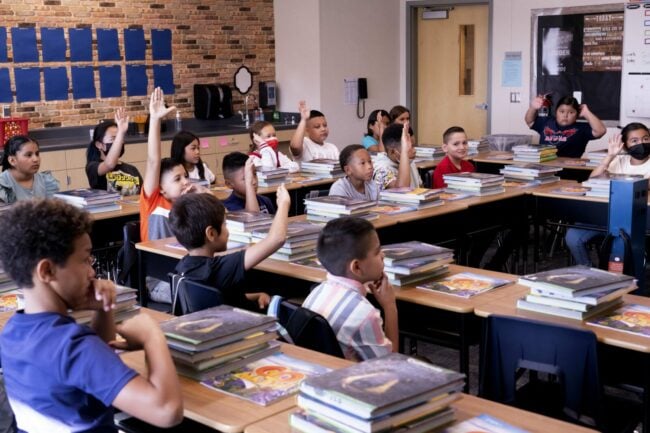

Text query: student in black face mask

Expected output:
[565,122,650,266]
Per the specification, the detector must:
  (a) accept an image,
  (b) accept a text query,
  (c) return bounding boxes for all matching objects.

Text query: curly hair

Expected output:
[0,199,92,288]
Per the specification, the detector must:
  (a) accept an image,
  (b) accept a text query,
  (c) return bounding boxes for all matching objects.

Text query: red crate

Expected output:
[0,118,29,148]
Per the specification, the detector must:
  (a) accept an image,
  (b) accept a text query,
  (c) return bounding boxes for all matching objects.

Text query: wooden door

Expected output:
[417,4,488,144]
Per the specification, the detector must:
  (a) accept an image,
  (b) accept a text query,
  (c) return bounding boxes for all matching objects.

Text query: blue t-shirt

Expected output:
[222,192,276,214]
[361,135,378,150]
[531,116,595,158]
[0,312,137,432]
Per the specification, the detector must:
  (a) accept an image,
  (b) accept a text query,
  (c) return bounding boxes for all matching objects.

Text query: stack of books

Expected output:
[0,267,21,313]
[467,138,489,155]
[70,285,140,325]
[382,241,454,286]
[379,187,443,210]
[585,149,608,167]
[300,159,344,179]
[54,188,121,214]
[414,146,445,159]
[251,221,322,262]
[160,305,280,380]
[225,211,274,244]
[500,163,561,185]
[256,167,289,187]
[512,145,558,163]
[581,174,644,198]
[304,195,377,223]
[291,353,464,433]
[516,266,636,320]
[443,172,505,196]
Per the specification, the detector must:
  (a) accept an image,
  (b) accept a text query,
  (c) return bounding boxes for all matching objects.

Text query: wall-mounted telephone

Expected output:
[357,77,368,118]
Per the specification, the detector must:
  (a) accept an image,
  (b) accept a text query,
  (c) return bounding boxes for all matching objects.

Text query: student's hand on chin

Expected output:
[78,279,116,312]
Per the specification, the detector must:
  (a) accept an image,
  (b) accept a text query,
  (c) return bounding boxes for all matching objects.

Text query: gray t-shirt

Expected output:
[328,176,380,201]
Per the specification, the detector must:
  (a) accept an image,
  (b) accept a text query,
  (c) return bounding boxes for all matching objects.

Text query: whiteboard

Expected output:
[620,2,650,124]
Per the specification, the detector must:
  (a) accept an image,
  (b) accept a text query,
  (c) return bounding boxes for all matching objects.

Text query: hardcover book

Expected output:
[225,211,274,229]
[551,186,589,196]
[417,272,512,298]
[304,195,376,212]
[382,241,454,266]
[516,297,623,321]
[201,352,331,406]
[587,304,650,337]
[252,221,321,241]
[300,353,464,419]
[518,266,635,297]
[370,202,417,215]
[443,413,531,433]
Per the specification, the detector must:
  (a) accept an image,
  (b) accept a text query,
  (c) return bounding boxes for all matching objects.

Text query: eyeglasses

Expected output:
[87,255,97,266]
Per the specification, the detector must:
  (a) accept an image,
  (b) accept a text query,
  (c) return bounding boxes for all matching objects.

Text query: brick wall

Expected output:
[0,0,275,128]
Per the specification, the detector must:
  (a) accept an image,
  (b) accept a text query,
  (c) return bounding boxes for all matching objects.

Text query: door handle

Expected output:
[474,102,488,110]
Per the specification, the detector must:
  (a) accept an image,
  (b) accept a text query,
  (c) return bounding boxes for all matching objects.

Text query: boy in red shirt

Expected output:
[432,126,475,188]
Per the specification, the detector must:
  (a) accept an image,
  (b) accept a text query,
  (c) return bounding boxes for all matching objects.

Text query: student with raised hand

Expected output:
[289,100,339,162]
[0,135,59,204]
[222,151,276,214]
[86,108,143,196]
[249,120,300,173]
[170,130,216,185]
[362,109,389,152]
[169,184,292,310]
[329,144,379,201]
[372,121,421,190]
[525,94,606,158]
[0,199,182,431]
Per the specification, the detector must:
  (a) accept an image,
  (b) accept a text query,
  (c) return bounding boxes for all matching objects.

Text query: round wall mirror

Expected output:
[234,66,253,94]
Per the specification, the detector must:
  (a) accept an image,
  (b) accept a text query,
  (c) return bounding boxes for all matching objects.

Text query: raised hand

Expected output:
[530,95,545,110]
[579,104,591,118]
[400,120,412,153]
[298,100,310,121]
[607,133,624,157]
[275,183,290,208]
[149,87,176,121]
[114,107,129,134]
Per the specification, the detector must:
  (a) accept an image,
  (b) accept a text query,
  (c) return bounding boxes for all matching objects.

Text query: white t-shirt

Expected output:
[187,162,216,184]
[607,155,650,178]
[296,137,339,163]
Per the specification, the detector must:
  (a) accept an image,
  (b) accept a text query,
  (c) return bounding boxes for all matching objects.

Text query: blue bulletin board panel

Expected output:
[151,29,172,60]
[69,28,92,62]
[14,67,40,102]
[97,28,120,61]
[11,27,38,63]
[126,64,147,96]
[71,66,95,99]
[153,64,174,94]
[44,67,69,101]
[124,28,146,61]
[99,65,122,98]
[0,28,7,63]
[0,68,12,103]
[41,27,66,62]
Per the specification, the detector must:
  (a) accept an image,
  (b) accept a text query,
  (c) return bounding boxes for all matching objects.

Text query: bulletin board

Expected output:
[531,4,624,122]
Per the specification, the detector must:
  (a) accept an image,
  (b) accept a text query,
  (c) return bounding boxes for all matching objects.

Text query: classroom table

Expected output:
[471,151,594,181]
[474,292,650,433]
[243,393,598,433]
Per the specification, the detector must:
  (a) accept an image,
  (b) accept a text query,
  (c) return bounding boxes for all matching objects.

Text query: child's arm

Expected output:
[395,121,412,188]
[289,100,310,159]
[580,104,607,139]
[143,88,176,197]
[244,157,261,212]
[96,108,129,176]
[278,151,300,173]
[524,95,544,128]
[368,274,398,352]
[370,113,386,153]
[243,183,290,269]
[245,292,272,309]
[111,314,183,427]
[591,133,623,178]
[87,279,117,343]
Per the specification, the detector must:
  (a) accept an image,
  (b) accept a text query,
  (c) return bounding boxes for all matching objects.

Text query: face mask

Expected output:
[264,137,279,150]
[627,143,650,160]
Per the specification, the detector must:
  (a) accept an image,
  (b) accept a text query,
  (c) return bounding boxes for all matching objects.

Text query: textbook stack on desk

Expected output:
[415,146,445,159]
[512,145,558,163]
[467,138,489,156]
[0,268,21,312]
[382,241,454,286]
[500,163,561,185]
[291,353,464,433]
[304,195,377,223]
[581,173,644,198]
[378,187,443,209]
[160,305,280,381]
[53,188,121,214]
[443,172,505,196]
[225,211,274,244]
[300,158,344,179]
[516,266,635,320]
[256,167,290,187]
[585,149,608,167]
[251,221,321,261]
[70,285,140,325]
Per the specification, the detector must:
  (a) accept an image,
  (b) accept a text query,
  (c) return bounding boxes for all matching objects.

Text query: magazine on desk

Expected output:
[417,272,512,298]
[201,352,331,406]
[587,304,650,337]
[443,413,531,433]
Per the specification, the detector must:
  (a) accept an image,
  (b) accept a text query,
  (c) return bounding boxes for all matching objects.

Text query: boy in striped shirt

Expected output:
[302,217,398,361]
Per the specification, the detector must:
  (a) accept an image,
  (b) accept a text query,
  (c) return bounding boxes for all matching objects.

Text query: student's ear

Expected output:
[348,258,364,279]
[7,155,16,168]
[224,177,233,189]
[34,258,57,284]
[441,142,449,153]
[205,225,217,242]
[343,165,353,177]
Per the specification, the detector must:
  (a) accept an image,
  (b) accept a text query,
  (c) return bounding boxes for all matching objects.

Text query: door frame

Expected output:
[405,0,493,135]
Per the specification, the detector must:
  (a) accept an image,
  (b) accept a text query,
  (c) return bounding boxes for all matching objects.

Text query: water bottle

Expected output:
[175,111,183,131]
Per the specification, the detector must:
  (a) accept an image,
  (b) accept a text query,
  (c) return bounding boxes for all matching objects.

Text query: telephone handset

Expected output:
[357,77,368,118]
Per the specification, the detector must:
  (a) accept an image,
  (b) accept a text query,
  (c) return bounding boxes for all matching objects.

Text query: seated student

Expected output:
[170,130,216,184]
[302,217,397,361]
[361,109,389,152]
[372,122,422,190]
[86,108,143,196]
[0,199,182,431]
[566,123,650,266]
[432,126,475,188]
[249,121,300,173]
[329,144,379,201]
[289,100,339,163]
[0,135,59,204]
[389,105,410,125]
[222,152,276,214]
[169,188,291,310]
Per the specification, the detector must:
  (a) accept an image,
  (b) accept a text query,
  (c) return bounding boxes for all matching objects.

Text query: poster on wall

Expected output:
[0,28,7,63]
[14,67,40,102]
[124,28,146,61]
[153,64,174,94]
[43,67,69,101]
[41,27,66,62]
[11,27,38,63]
[0,69,11,103]
[99,65,122,98]
[69,28,92,62]
[126,64,147,96]
[71,66,95,99]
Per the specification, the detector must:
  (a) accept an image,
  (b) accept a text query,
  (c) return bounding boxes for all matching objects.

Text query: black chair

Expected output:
[169,273,223,316]
[116,221,140,289]
[115,413,216,433]
[480,315,641,433]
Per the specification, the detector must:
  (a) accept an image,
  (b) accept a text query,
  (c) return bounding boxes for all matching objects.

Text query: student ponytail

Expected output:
[2,135,37,171]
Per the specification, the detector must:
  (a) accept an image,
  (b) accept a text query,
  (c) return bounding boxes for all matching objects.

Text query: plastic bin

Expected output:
[0,118,29,148]
[482,134,532,152]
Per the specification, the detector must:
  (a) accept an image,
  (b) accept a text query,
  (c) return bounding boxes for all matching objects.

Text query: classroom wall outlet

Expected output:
[510,92,521,103]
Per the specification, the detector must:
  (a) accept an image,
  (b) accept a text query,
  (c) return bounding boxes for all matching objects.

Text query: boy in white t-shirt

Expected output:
[289,100,339,163]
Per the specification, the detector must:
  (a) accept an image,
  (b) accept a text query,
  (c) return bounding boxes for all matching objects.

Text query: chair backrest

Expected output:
[306,189,330,199]
[169,273,223,315]
[116,221,140,288]
[480,315,603,426]
[423,169,434,188]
